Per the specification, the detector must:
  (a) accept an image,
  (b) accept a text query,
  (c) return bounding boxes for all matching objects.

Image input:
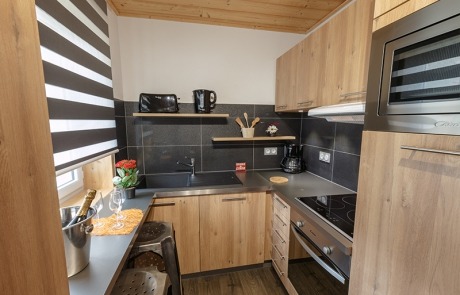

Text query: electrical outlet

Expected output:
[264,147,278,156]
[319,151,331,163]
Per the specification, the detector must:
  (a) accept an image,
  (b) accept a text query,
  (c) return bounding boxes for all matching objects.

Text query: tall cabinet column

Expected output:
[0,0,69,294]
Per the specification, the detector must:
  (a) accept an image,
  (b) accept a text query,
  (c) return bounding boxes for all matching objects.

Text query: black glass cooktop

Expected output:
[296,193,356,238]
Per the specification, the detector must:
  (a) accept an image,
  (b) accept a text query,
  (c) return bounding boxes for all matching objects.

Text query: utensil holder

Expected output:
[241,128,254,138]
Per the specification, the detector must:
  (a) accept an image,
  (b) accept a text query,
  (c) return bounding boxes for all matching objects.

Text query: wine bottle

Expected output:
[64,189,97,228]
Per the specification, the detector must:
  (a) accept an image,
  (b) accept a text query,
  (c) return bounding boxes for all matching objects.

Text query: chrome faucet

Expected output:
[177,157,195,175]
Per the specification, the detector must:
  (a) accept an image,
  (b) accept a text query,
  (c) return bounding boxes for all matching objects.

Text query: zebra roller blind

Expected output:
[35,0,118,174]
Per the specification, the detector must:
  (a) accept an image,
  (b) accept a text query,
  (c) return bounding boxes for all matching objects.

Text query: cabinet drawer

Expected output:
[273,211,289,237]
[272,244,288,276]
[272,227,288,257]
[273,195,289,220]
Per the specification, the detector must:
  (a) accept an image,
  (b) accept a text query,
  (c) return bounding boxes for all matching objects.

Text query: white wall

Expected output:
[111,17,304,104]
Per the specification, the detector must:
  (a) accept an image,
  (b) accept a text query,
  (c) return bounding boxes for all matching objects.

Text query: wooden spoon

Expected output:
[244,112,250,128]
[235,117,245,128]
[250,117,260,128]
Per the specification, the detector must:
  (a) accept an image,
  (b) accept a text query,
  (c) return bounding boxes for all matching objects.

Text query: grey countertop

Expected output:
[68,170,354,295]
[68,193,153,295]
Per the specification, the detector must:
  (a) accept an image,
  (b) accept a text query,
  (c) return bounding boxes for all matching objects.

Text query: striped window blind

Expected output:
[35,0,118,175]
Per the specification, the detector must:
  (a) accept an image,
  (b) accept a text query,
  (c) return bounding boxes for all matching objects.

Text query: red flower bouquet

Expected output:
[112,159,140,188]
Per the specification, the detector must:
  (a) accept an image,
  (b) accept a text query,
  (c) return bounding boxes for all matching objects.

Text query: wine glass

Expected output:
[117,188,127,220]
[93,192,105,228]
[109,190,124,230]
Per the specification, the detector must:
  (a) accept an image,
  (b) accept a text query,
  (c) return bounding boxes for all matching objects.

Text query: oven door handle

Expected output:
[290,224,346,284]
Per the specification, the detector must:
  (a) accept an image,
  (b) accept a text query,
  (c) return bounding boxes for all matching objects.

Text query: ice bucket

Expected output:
[60,206,96,277]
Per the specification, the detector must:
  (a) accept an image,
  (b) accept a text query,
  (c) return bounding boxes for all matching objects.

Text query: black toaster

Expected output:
[139,93,180,113]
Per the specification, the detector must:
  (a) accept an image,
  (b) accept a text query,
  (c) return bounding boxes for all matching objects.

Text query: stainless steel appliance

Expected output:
[193,89,217,113]
[365,0,460,135]
[280,144,306,174]
[289,193,355,293]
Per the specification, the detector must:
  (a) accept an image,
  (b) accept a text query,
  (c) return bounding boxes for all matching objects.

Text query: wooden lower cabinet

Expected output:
[272,194,290,281]
[265,192,274,261]
[349,131,460,294]
[147,196,201,274]
[200,192,266,271]
[148,192,266,274]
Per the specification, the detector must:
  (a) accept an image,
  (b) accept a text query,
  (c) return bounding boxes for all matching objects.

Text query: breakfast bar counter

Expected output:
[68,193,153,295]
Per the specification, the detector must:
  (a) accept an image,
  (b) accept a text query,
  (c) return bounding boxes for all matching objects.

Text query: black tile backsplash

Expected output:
[303,145,333,180]
[144,146,201,174]
[115,102,363,191]
[114,99,127,163]
[301,117,335,149]
[202,144,254,171]
[300,118,363,191]
[335,123,363,155]
[332,151,360,192]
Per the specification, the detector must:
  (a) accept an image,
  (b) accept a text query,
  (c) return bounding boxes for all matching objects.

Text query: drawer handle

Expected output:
[274,229,286,244]
[401,145,460,156]
[275,214,287,227]
[222,197,247,202]
[150,202,176,207]
[273,244,285,260]
[274,197,287,209]
[272,259,284,276]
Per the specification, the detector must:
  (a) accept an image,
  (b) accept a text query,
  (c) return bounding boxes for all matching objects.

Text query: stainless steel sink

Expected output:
[144,172,242,189]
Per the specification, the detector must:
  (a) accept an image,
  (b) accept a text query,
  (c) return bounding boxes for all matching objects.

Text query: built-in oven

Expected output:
[288,194,356,295]
[365,0,460,135]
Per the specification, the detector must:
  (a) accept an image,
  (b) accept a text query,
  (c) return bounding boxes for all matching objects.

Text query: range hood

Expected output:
[308,102,365,124]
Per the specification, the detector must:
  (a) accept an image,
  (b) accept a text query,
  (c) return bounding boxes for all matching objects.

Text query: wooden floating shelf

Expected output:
[133,113,229,118]
[212,136,296,142]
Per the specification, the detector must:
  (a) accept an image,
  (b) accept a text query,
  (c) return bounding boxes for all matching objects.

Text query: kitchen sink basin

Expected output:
[144,172,242,189]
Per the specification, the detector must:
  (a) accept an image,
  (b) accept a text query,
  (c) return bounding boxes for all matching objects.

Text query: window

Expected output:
[57,168,83,200]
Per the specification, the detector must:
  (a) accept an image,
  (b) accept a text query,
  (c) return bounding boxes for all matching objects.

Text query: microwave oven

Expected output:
[365,0,460,135]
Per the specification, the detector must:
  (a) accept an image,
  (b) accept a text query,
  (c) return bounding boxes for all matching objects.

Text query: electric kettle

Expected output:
[280,144,306,174]
[193,89,217,113]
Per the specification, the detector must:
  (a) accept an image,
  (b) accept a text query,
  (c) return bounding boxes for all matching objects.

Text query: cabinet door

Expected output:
[374,0,408,18]
[295,34,324,110]
[321,0,373,106]
[147,197,200,274]
[275,46,298,112]
[200,192,266,271]
[350,131,460,294]
[373,0,438,31]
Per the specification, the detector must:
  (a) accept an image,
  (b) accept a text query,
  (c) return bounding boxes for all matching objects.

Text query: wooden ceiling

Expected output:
[107,0,348,34]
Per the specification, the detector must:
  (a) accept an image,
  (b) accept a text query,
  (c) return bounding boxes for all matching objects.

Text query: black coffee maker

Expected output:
[280,144,306,174]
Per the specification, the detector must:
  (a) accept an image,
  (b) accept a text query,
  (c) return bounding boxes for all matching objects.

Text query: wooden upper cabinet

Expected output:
[320,0,373,106]
[147,196,200,274]
[200,192,266,271]
[275,0,373,112]
[275,45,299,112]
[374,0,408,18]
[350,131,460,294]
[296,35,324,110]
[373,0,438,31]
